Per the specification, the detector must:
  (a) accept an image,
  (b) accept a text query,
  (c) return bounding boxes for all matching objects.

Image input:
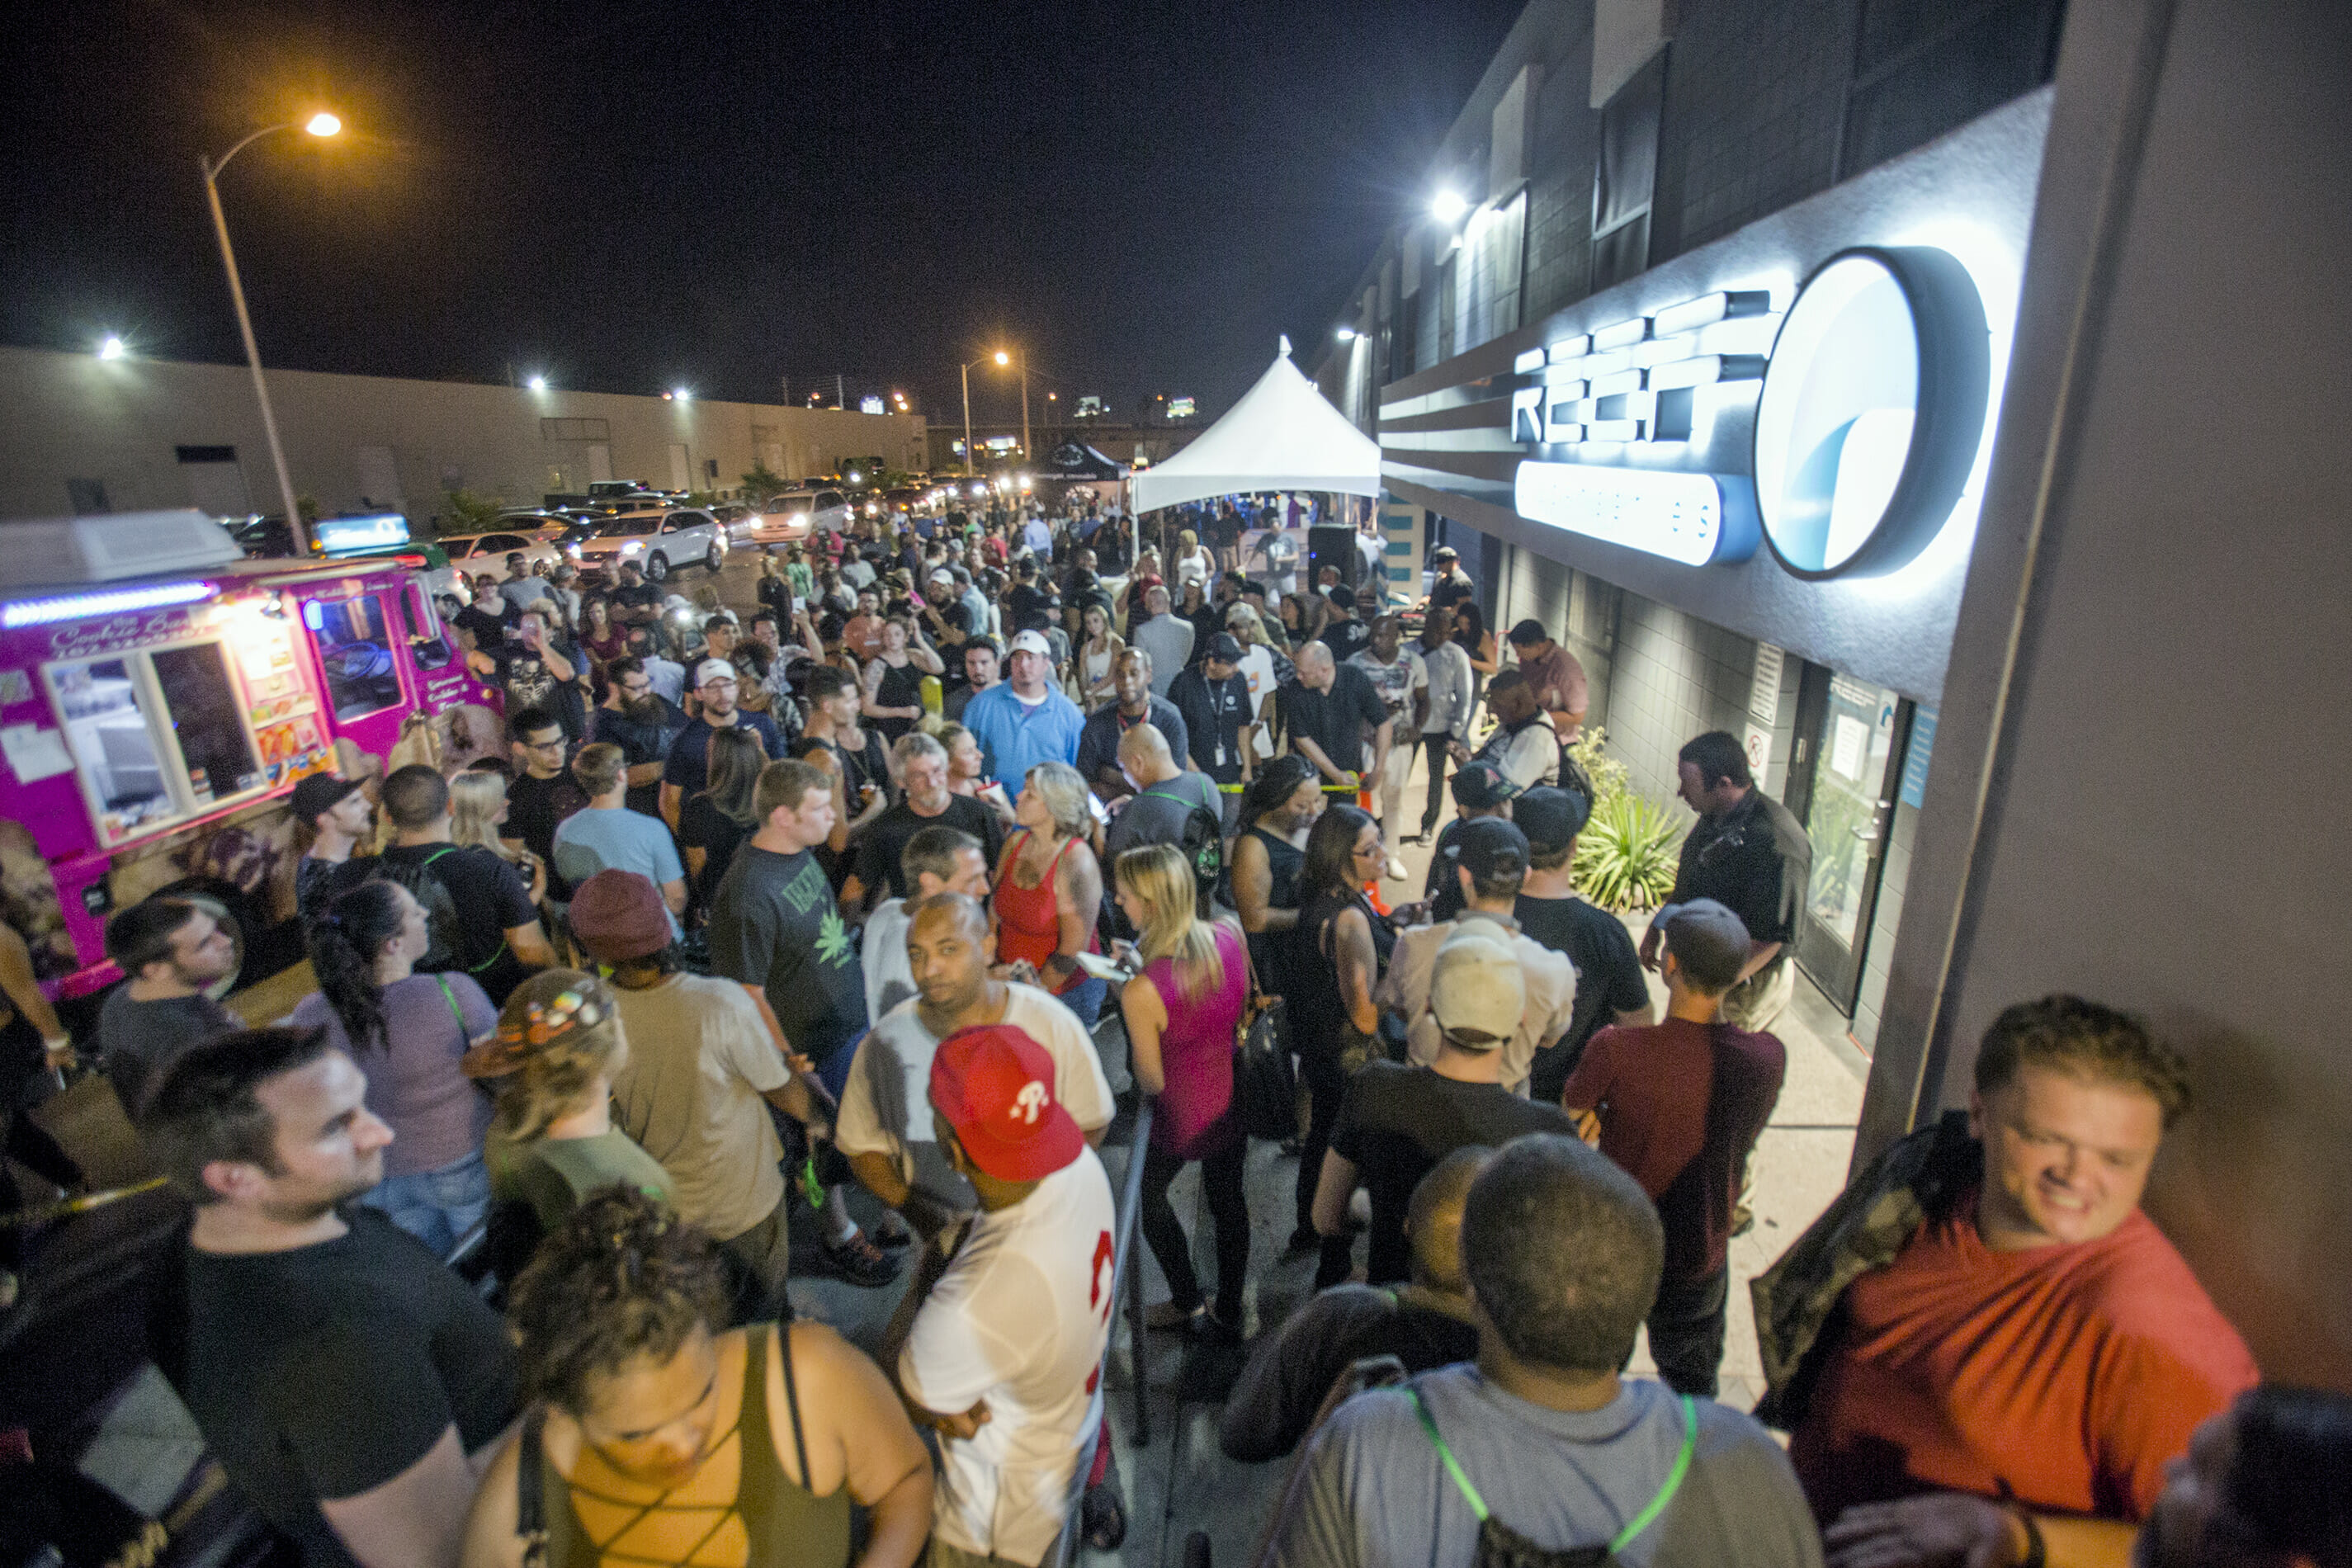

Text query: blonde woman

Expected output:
[992,761,1107,1027]
[450,767,547,904]
[1172,527,1214,591]
[1074,599,1126,706]
[1113,843,1251,1339]
[466,968,673,1236]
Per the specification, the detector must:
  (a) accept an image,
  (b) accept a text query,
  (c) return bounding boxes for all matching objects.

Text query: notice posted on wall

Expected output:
[1830,713,1869,782]
[0,724,74,783]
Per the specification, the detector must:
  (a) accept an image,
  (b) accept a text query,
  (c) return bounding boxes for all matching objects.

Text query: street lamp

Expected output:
[201,111,341,555]
[960,348,1018,478]
[1431,188,1468,223]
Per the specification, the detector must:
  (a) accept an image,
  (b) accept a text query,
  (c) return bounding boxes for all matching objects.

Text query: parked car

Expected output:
[569,508,725,580]
[436,528,569,579]
[734,489,850,548]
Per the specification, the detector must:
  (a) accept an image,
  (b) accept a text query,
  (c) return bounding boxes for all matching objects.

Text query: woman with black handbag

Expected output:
[1285,805,1409,1266]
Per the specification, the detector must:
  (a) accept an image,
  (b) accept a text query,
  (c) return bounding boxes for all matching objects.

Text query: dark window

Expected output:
[1841,0,2066,177]
[311,594,403,721]
[67,479,110,515]
[1591,54,1665,291]
[152,642,264,800]
[175,445,237,465]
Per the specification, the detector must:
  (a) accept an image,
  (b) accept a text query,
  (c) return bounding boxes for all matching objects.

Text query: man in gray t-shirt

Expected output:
[1263,1134,1821,1568]
[1102,723,1221,867]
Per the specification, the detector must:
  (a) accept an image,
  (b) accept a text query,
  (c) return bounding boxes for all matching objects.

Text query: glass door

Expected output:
[1788,668,1911,1013]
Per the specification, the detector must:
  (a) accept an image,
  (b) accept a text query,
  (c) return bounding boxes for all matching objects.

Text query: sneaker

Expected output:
[821,1229,900,1288]
[1145,1300,1203,1332]
[1384,855,1409,881]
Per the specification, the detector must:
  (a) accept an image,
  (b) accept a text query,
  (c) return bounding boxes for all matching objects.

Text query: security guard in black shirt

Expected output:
[1641,730,1812,1031]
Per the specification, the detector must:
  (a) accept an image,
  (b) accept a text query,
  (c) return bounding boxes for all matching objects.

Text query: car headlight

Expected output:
[622,541,642,553]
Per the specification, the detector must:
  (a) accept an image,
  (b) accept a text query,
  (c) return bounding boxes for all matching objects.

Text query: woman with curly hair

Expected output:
[290,879,498,1255]
[460,1188,933,1568]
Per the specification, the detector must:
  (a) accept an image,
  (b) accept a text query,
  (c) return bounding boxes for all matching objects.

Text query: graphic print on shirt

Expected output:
[782,853,856,968]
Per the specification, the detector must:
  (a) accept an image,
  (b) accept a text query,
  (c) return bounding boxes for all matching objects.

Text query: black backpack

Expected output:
[370,847,489,975]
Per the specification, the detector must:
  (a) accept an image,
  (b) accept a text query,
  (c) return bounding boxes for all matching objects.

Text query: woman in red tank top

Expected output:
[993,760,1108,1028]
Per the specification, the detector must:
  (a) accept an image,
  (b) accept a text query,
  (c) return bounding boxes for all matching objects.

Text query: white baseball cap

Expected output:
[1008,630,1054,658]
[1428,932,1523,1049]
[693,658,738,687]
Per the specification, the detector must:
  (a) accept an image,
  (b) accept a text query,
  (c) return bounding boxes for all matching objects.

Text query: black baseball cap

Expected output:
[1454,817,1531,881]
[1507,618,1550,646]
[1512,786,1591,855]
[1207,632,1244,663]
[1327,584,1357,612]
[290,772,364,825]
[1450,760,1519,810]
[1431,545,1459,561]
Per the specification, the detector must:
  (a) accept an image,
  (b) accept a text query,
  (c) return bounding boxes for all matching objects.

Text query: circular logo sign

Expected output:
[1752,247,1991,580]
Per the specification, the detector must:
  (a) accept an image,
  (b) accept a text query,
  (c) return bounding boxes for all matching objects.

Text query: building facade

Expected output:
[1316,0,2063,1057]
[0,346,928,525]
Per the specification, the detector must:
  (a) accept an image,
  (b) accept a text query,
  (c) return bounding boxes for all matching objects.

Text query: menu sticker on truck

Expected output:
[0,724,75,782]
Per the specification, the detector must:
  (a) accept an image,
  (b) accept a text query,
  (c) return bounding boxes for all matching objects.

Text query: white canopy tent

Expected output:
[1127,338,1382,514]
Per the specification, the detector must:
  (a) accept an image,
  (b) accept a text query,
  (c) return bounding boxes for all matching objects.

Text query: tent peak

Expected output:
[1278,333,1292,358]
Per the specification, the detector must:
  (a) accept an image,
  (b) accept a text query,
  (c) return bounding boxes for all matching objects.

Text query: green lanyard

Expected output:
[1406,1388,1698,1556]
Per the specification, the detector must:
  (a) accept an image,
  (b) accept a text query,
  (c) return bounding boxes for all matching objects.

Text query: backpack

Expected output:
[1136,777,1226,910]
[371,847,494,975]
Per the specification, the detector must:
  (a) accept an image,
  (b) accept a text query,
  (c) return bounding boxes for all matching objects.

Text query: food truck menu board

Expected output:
[235,612,334,788]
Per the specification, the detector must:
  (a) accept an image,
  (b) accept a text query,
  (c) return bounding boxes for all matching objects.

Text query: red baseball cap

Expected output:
[928,1025,1082,1182]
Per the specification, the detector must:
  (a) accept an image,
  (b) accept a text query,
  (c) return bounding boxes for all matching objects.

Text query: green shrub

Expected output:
[1572,788,1683,914]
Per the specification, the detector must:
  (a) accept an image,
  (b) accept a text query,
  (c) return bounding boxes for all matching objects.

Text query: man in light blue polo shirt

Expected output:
[551,742,687,936]
[957,629,1084,794]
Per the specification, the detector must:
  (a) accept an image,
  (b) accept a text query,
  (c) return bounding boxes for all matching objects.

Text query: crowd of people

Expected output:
[35,495,2345,1568]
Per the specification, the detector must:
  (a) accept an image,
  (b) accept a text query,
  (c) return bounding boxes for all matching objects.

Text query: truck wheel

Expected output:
[645,554,669,583]
[705,545,723,574]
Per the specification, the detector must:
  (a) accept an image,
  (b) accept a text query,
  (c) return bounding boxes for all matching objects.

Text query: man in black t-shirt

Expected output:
[590,656,687,818]
[839,732,1003,912]
[609,559,661,626]
[1167,632,1257,823]
[496,607,588,739]
[334,765,553,1004]
[503,706,588,903]
[1277,641,1392,801]
[1313,933,1570,1287]
[1646,730,1813,1032]
[1004,556,1056,634]
[1318,583,1372,664]
[659,659,786,832]
[943,635,999,722]
[1074,647,1190,802]
[139,1027,518,1566]
[1509,786,1655,1100]
[706,758,894,1286]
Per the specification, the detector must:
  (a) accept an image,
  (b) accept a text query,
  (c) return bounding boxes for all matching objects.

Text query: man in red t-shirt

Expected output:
[1561,898,1785,1398]
[1790,996,2256,1568]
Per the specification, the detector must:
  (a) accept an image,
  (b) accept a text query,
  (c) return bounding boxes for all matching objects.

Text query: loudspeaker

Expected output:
[1308,526,1361,593]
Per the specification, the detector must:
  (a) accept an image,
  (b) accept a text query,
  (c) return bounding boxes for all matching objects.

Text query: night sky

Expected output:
[5,0,1523,427]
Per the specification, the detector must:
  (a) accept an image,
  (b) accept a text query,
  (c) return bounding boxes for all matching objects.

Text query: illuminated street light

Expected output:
[672,387,692,402]
[1336,326,1357,342]
[1431,189,1468,223]
[993,351,1009,366]
[527,374,548,392]
[98,334,127,361]
[961,348,1023,477]
[201,109,345,555]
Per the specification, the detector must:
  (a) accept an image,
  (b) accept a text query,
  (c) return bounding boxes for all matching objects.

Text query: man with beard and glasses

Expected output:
[592,655,687,819]
[659,659,786,834]
[140,1027,519,1568]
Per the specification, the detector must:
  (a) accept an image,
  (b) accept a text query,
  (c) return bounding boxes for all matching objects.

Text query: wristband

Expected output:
[42,1036,72,1051]
[2010,1509,2045,1568]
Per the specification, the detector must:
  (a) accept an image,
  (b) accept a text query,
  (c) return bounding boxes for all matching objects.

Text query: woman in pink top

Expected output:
[1113,843,1250,1341]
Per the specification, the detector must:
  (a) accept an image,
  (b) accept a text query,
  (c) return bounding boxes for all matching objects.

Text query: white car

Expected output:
[734,489,851,549]
[569,507,726,581]
[436,527,570,580]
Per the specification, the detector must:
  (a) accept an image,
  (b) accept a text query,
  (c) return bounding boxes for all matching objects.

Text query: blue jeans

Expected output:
[361,1149,489,1258]
[1060,975,1107,1032]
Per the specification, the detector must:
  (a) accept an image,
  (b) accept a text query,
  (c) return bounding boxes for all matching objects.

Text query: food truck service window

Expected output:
[306,593,404,720]
[44,639,267,847]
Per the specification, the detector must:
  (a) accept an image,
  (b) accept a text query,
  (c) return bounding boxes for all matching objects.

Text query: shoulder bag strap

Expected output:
[1405,1388,1490,1522]
[432,975,469,1047]
[1608,1395,1699,1555]
[516,1405,550,1568]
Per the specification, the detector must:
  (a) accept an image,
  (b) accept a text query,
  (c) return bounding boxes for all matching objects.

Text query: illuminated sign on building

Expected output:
[1496,248,1987,579]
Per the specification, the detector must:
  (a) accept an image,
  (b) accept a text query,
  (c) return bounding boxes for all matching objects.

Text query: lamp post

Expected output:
[201,111,341,555]
[959,349,1013,478]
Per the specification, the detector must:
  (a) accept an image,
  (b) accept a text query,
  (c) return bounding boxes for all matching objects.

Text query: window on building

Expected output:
[1840,0,2066,177]
[1591,53,1665,291]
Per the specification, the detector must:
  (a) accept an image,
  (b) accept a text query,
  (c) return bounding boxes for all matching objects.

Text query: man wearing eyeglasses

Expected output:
[593,654,687,819]
[659,659,786,833]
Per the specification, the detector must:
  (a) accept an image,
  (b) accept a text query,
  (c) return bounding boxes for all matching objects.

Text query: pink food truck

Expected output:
[0,511,501,1010]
